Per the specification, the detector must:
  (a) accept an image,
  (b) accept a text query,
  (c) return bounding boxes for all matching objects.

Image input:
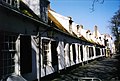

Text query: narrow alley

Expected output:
[0,0,119,81]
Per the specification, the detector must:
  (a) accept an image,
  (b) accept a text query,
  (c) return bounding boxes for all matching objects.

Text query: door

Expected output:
[51,41,58,72]
[80,45,83,61]
[72,44,76,63]
[20,35,32,74]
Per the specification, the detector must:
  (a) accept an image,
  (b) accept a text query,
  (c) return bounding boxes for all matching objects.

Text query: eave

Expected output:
[0,2,50,32]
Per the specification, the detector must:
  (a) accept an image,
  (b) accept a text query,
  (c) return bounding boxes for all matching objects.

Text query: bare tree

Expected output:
[110,8,120,53]
[90,0,104,12]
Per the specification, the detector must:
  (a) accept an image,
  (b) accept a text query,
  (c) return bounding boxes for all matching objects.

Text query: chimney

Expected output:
[77,25,83,37]
[80,25,83,29]
[76,25,80,36]
[89,33,92,39]
[77,25,80,32]
[79,25,83,33]
[47,2,50,10]
[68,17,73,34]
[94,25,98,38]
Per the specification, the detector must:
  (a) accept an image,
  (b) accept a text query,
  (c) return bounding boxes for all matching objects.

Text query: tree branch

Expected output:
[90,0,104,13]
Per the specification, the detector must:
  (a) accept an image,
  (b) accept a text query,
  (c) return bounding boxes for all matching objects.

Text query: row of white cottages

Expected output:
[0,0,115,81]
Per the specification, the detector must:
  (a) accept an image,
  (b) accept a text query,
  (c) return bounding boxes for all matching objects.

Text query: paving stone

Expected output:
[49,54,120,81]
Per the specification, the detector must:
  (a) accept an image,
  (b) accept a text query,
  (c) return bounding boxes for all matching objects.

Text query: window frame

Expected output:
[0,32,17,78]
[42,39,50,67]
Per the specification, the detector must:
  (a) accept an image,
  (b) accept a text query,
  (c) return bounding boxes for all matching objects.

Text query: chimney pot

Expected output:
[94,25,98,38]
[68,17,73,34]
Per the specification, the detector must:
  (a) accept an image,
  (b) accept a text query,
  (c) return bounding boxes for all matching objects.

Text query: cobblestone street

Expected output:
[47,54,120,81]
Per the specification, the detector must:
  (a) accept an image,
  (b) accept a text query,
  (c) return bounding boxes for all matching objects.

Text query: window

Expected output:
[42,39,49,66]
[0,32,17,79]
[20,35,32,74]
[2,0,18,8]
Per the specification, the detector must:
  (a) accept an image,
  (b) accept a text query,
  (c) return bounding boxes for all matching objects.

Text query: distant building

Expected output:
[104,34,115,57]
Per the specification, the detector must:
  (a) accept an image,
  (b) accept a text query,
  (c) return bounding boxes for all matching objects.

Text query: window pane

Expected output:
[13,43,15,50]
[5,43,8,50]
[0,60,3,67]
[4,53,8,59]
[7,53,11,59]
[9,36,12,42]
[11,66,14,73]
[4,67,8,74]
[0,53,3,59]
[11,53,15,58]
[42,39,50,66]
[9,43,12,49]
[11,59,14,65]
[8,60,11,66]
[4,60,7,66]
[94,79,100,81]
[5,36,8,42]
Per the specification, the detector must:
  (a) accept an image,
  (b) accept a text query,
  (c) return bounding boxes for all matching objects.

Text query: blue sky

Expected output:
[49,0,120,35]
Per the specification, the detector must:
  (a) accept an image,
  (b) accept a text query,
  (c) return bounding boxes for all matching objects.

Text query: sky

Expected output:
[49,0,120,36]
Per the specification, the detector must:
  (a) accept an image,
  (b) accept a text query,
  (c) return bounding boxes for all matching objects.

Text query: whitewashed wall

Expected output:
[64,43,71,67]
[57,41,66,70]
[15,35,20,75]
